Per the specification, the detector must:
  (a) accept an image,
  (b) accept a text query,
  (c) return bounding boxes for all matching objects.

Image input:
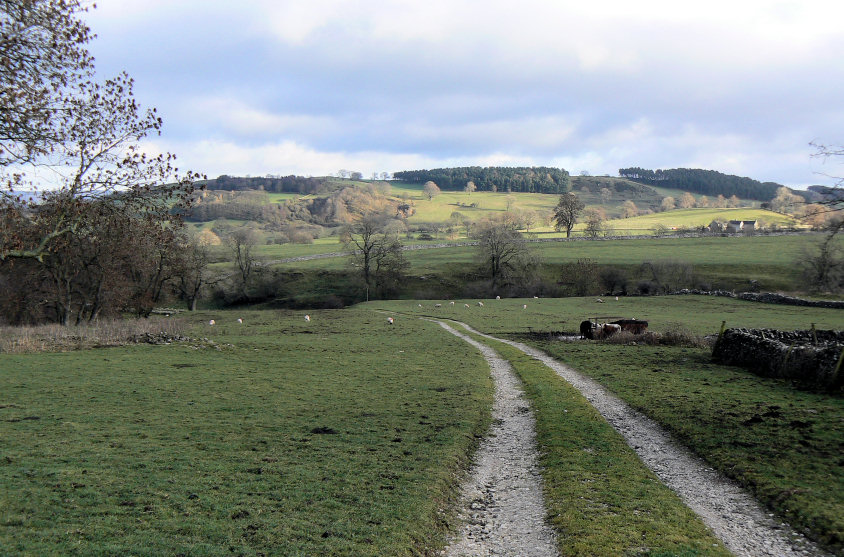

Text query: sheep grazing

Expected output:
[615,296,619,301]
[434,303,442,308]
[495,295,500,300]
[523,304,527,309]
[387,317,394,324]
[450,301,455,306]
[464,304,470,308]
[304,315,311,322]
[533,296,538,299]
[418,304,423,308]
[237,318,243,324]
[209,319,215,325]
[477,301,484,307]
[596,298,604,303]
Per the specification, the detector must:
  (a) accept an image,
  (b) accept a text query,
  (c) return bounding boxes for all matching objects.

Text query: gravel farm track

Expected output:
[434,319,830,557]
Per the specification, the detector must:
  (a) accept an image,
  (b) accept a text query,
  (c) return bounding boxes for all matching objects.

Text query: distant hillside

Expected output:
[618,167,783,201]
[393,166,570,194]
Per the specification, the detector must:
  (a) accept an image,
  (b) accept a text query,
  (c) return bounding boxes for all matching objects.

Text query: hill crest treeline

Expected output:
[618,167,783,201]
[393,166,571,194]
[203,175,330,194]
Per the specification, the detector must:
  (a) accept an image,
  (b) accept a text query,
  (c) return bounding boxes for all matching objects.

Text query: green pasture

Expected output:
[2,295,843,554]
[371,297,844,552]
[597,207,797,232]
[270,234,827,294]
[368,295,844,338]
[388,181,560,224]
[0,308,493,555]
[530,340,843,552]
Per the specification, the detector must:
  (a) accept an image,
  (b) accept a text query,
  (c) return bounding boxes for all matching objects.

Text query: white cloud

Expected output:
[82,0,844,188]
[185,97,337,139]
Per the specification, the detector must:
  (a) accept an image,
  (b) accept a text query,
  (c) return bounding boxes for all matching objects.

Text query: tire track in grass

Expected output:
[431,320,559,557]
[452,321,828,557]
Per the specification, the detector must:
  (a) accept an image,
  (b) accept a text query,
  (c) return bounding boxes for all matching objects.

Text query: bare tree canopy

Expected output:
[0,0,93,166]
[422,180,441,201]
[552,192,584,237]
[473,216,537,287]
[1,1,202,262]
[341,212,408,300]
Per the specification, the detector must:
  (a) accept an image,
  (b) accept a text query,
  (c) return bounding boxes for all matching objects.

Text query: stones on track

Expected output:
[433,320,559,557]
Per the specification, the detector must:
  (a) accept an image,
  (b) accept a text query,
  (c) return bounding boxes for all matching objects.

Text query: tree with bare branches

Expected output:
[552,192,584,237]
[342,212,408,300]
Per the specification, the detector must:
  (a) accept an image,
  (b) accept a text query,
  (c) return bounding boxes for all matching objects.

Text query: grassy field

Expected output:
[0,308,493,555]
[2,296,842,554]
[369,297,844,552]
[268,234,826,294]
[594,207,796,234]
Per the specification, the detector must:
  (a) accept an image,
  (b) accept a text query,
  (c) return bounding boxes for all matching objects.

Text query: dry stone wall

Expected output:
[712,328,844,391]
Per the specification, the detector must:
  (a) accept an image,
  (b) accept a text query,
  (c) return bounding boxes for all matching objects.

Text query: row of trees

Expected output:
[204,175,330,194]
[618,167,783,201]
[394,166,571,194]
[1,0,202,324]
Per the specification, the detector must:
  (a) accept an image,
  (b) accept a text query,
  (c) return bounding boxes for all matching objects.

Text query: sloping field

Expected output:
[600,207,797,233]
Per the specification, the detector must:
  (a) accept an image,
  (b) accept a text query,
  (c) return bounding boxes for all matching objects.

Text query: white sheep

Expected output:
[450,301,455,306]
[209,319,215,325]
[477,301,484,307]
[495,295,500,300]
[464,303,470,308]
[304,315,311,322]
[387,317,394,324]
[237,318,243,324]
[418,304,423,308]
[434,303,442,308]
[523,304,527,309]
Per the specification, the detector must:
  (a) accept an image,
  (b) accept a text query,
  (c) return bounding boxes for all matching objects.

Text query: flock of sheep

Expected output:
[206,296,549,327]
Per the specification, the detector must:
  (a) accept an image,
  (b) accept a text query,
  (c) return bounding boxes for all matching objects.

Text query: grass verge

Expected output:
[0,317,187,354]
[462,331,730,556]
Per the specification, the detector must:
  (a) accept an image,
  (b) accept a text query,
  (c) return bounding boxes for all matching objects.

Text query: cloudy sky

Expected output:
[85,0,844,187]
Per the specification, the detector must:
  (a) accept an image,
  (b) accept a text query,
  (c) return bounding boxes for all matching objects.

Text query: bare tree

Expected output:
[660,196,676,212]
[552,192,585,237]
[1,2,201,262]
[583,208,606,238]
[172,231,213,311]
[473,217,537,287]
[678,192,696,209]
[464,180,476,194]
[0,0,93,167]
[621,200,639,218]
[423,180,441,201]
[342,212,407,301]
[226,227,260,299]
[800,234,843,293]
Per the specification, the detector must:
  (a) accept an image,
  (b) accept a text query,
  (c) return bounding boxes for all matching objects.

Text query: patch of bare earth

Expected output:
[454,321,828,557]
[434,320,559,557]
